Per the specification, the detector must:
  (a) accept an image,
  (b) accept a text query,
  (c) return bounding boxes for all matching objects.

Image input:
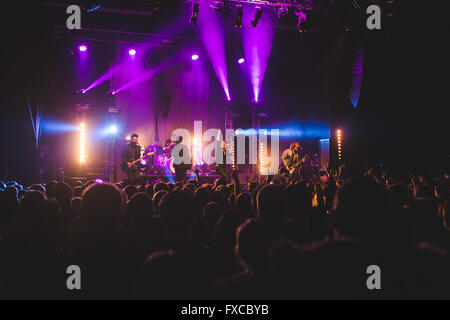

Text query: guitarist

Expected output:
[280,142,308,184]
[121,133,142,185]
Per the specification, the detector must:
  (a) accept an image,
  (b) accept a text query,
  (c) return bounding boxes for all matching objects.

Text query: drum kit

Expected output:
[137,139,209,176]
[139,142,176,175]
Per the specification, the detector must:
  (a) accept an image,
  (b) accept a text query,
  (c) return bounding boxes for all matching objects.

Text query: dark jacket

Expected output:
[121,143,141,164]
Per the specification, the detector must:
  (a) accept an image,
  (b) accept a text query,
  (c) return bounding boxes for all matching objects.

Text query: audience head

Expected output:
[18,190,47,224]
[124,185,138,199]
[5,186,18,199]
[73,186,83,198]
[323,183,338,210]
[136,250,193,298]
[70,197,82,217]
[154,181,169,194]
[194,186,211,208]
[235,219,274,274]
[236,192,253,219]
[152,190,168,215]
[159,189,195,234]
[202,202,221,233]
[48,182,73,208]
[334,176,388,240]
[127,192,154,226]
[414,184,434,198]
[214,209,246,256]
[28,184,46,194]
[408,197,441,242]
[256,184,287,222]
[80,183,124,236]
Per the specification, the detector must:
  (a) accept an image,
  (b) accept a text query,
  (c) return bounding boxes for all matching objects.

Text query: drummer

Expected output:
[163,138,175,153]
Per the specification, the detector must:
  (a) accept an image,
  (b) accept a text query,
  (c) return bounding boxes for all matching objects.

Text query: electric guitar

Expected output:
[280,154,310,176]
[120,151,154,173]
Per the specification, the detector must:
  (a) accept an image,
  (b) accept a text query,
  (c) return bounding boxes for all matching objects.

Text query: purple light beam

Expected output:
[82,64,122,94]
[198,2,231,101]
[242,8,275,103]
[113,65,163,95]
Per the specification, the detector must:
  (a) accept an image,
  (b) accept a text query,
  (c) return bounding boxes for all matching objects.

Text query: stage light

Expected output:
[225,89,231,101]
[192,54,199,61]
[191,3,199,24]
[128,49,136,56]
[79,45,87,52]
[95,179,104,184]
[140,159,147,166]
[42,120,80,133]
[238,58,245,64]
[336,129,342,161]
[252,91,260,103]
[100,124,119,137]
[108,125,118,134]
[79,123,87,163]
[234,7,243,28]
[251,7,263,27]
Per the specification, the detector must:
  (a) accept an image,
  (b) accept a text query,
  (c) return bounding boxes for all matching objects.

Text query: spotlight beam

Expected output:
[112,65,164,95]
[199,2,231,102]
[83,64,122,94]
[243,10,275,103]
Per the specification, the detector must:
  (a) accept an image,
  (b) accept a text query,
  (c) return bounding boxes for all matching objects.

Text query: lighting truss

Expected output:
[188,0,395,18]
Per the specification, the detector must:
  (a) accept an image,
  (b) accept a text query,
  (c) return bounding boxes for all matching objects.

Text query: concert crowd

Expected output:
[0,166,449,299]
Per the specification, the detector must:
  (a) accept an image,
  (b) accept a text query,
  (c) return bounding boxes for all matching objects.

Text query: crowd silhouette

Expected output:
[0,165,449,299]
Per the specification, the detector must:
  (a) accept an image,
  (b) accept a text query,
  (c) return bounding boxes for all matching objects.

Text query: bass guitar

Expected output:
[120,151,154,173]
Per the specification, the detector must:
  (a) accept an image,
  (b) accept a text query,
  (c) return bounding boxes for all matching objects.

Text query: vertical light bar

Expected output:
[231,140,236,170]
[336,129,342,161]
[79,123,87,163]
[259,141,264,174]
